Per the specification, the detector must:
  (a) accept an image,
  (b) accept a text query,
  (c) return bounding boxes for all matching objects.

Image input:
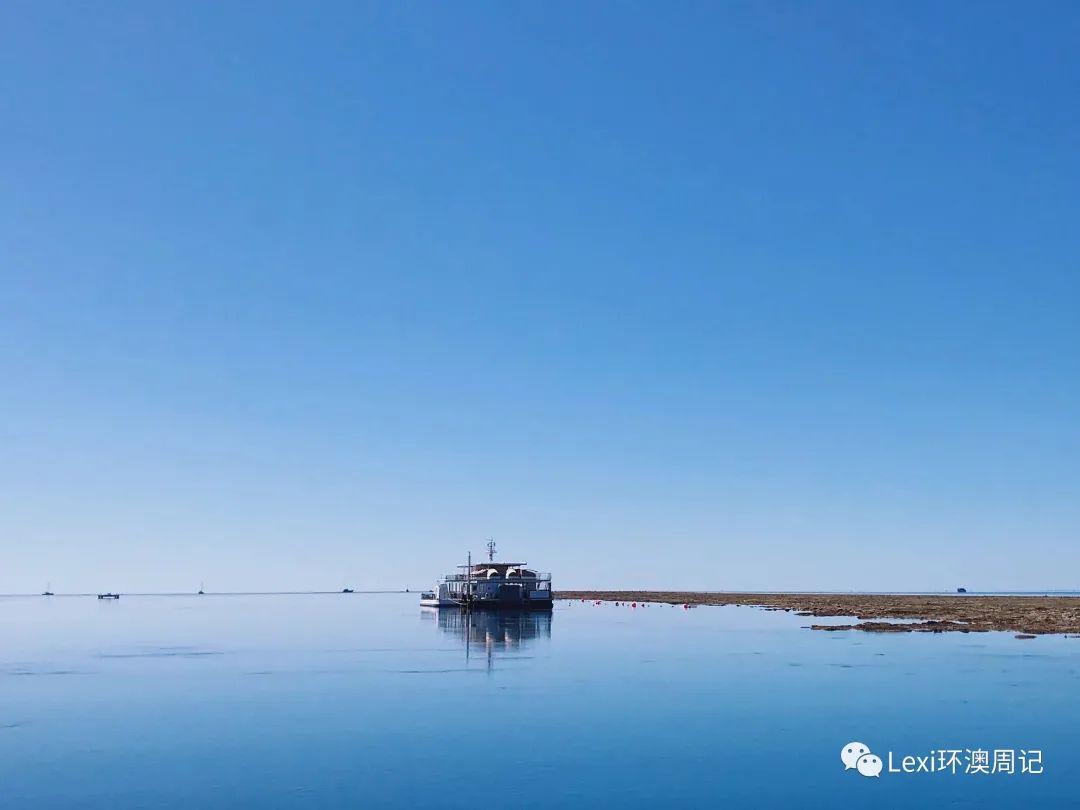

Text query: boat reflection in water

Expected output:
[422,608,552,670]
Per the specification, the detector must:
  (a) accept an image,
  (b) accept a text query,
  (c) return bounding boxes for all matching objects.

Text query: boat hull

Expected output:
[420,597,553,611]
[468,600,553,611]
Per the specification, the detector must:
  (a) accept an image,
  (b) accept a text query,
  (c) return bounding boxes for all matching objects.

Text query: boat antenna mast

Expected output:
[486,538,496,562]
[465,550,472,611]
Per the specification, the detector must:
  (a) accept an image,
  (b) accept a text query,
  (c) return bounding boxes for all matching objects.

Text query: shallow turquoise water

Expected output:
[2,594,1077,808]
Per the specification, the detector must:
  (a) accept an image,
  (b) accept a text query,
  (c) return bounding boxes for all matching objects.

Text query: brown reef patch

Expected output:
[555,591,1080,636]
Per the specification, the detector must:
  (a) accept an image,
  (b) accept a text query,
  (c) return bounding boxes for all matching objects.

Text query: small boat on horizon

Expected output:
[97,593,120,600]
[198,582,205,595]
[420,541,552,611]
[42,582,54,596]
[342,588,354,594]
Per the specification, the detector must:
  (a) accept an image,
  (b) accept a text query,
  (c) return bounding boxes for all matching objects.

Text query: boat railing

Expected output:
[443,572,551,583]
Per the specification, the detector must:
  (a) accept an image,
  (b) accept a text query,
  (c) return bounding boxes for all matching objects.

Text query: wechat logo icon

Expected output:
[841,742,882,777]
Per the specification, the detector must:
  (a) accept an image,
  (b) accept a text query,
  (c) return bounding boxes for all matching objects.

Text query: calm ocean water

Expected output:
[2,594,1078,808]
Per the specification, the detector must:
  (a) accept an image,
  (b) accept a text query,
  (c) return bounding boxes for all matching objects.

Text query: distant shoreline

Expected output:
[555,591,1080,636]
[0,590,411,598]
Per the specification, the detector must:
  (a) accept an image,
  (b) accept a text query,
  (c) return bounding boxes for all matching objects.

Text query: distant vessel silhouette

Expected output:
[198,582,205,595]
[957,587,968,594]
[42,582,54,596]
[97,593,120,600]
[342,588,354,594]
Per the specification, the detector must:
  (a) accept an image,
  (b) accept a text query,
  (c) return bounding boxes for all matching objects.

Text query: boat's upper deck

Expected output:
[444,563,551,583]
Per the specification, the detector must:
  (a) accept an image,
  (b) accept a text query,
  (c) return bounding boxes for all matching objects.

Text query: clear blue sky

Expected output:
[2,2,1078,593]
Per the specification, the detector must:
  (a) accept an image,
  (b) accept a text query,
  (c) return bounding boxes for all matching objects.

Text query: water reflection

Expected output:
[423,608,552,670]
